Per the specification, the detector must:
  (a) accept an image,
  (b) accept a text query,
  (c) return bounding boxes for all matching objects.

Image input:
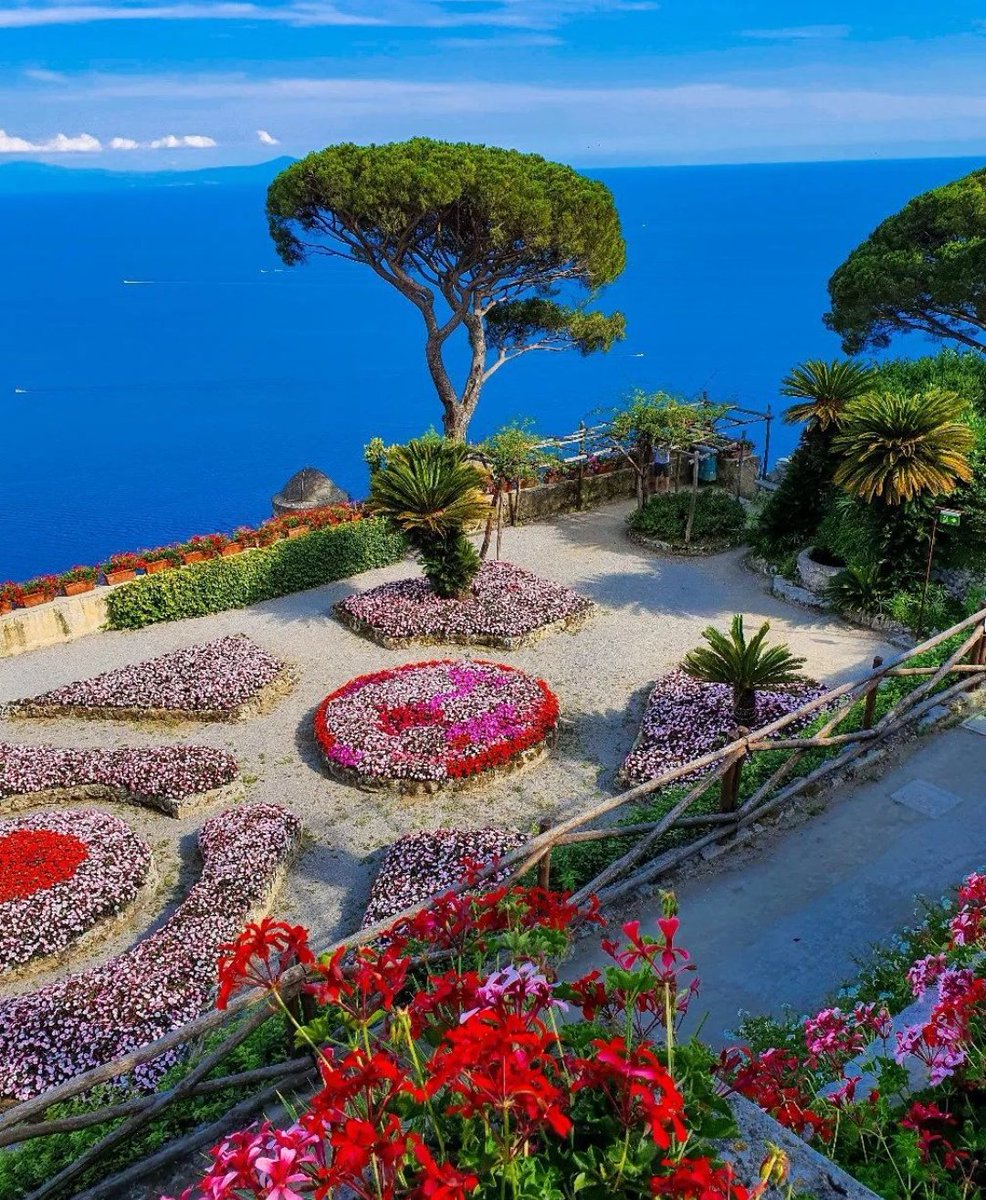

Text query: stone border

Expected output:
[317,729,556,797]
[332,599,594,652]
[626,528,739,558]
[0,778,245,820]
[4,665,298,725]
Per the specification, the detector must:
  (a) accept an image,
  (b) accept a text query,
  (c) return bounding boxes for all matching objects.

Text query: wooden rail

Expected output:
[4,606,985,1199]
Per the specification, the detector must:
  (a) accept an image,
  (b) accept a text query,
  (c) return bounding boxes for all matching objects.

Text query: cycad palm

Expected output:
[832,387,975,505]
[683,615,806,728]
[369,438,490,597]
[781,359,877,430]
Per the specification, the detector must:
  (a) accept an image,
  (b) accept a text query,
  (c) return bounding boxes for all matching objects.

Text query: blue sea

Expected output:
[0,155,979,581]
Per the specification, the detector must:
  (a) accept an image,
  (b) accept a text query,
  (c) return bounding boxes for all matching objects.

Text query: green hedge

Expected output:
[627,488,746,547]
[105,519,407,630]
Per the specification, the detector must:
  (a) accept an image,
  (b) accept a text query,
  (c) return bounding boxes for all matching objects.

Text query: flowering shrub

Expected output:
[13,634,287,718]
[314,660,559,790]
[622,668,827,783]
[0,809,151,972]
[719,869,986,1200]
[102,552,147,574]
[362,827,527,928]
[0,742,240,813]
[172,890,773,1200]
[0,581,24,608]
[57,565,98,586]
[337,561,593,647]
[0,804,300,1100]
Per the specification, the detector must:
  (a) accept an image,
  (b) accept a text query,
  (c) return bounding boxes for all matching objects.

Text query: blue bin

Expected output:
[697,448,718,483]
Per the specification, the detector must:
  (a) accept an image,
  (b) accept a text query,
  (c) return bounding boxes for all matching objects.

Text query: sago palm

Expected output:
[781,359,878,430]
[369,438,490,598]
[832,387,975,505]
[683,615,806,729]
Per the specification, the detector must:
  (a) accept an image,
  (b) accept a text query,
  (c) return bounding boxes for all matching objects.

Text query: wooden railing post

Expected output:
[537,819,553,889]
[973,625,986,667]
[719,732,747,813]
[862,656,884,730]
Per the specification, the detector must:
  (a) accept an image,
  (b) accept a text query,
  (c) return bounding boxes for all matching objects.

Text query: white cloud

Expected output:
[742,25,851,41]
[0,0,650,30]
[257,128,280,145]
[0,127,102,152]
[109,136,140,149]
[22,67,68,83]
[147,133,217,147]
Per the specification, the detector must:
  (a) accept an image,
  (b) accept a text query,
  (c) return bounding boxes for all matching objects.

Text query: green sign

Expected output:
[939,509,962,528]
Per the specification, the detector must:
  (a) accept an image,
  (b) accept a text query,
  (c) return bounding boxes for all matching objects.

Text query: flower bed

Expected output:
[0,803,301,1101]
[335,561,593,649]
[621,667,827,784]
[314,660,559,794]
[720,870,986,1200]
[0,809,152,974]
[0,743,241,817]
[6,634,292,722]
[362,827,527,928]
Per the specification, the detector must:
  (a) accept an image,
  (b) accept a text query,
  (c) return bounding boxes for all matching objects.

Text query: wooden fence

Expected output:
[3,606,986,1200]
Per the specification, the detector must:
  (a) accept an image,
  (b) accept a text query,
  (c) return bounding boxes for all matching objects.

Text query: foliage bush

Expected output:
[105,519,406,630]
[627,488,746,547]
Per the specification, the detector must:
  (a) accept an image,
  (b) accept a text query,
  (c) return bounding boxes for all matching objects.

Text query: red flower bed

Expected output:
[0,828,88,904]
[313,660,559,790]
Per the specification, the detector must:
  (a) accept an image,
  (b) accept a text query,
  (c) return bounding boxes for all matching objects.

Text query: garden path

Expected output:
[563,715,986,1047]
[0,499,895,994]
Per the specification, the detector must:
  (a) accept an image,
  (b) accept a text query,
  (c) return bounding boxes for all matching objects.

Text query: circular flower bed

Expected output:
[621,667,828,785]
[0,809,152,974]
[335,561,593,649]
[314,660,559,793]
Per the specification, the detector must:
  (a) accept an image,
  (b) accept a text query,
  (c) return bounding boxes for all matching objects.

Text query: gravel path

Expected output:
[0,500,897,996]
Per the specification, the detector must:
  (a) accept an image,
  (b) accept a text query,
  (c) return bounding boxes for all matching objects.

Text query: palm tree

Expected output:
[781,359,878,431]
[683,615,806,728]
[832,387,975,505]
[369,438,490,598]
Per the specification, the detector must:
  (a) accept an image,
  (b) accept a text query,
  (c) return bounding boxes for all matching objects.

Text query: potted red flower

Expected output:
[255,521,282,548]
[144,546,181,574]
[20,575,58,607]
[180,535,217,565]
[58,565,98,597]
[0,582,24,614]
[103,553,145,585]
[281,514,312,538]
[232,525,257,550]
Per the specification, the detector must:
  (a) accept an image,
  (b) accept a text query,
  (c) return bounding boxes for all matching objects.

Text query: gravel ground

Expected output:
[0,500,897,997]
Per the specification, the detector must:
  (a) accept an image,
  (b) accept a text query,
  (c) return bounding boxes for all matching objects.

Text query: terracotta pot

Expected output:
[286,525,310,539]
[221,543,243,557]
[105,569,137,585]
[182,551,207,565]
[145,559,172,574]
[0,601,12,615]
[21,591,50,608]
[63,580,95,597]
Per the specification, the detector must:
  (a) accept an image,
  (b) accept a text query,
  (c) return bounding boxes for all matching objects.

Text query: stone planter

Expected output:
[145,559,172,575]
[182,551,207,565]
[20,591,50,608]
[105,569,137,586]
[796,546,843,595]
[221,543,243,556]
[285,525,310,539]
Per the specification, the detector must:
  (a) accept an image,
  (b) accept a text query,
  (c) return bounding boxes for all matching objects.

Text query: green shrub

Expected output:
[627,488,746,547]
[105,519,407,630]
[825,564,891,616]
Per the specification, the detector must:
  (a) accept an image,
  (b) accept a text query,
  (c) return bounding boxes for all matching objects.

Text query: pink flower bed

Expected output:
[0,743,240,812]
[0,809,151,973]
[336,561,593,646]
[314,660,559,790]
[12,634,286,718]
[622,668,827,784]
[0,803,301,1101]
[362,827,527,928]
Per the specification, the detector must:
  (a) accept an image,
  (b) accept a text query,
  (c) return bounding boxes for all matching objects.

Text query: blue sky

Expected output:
[3,1,986,167]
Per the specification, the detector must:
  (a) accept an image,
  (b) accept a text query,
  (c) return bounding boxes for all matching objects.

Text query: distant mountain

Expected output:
[0,157,297,194]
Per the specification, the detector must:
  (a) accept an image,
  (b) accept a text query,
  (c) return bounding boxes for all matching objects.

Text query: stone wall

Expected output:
[506,468,638,524]
[0,591,110,659]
